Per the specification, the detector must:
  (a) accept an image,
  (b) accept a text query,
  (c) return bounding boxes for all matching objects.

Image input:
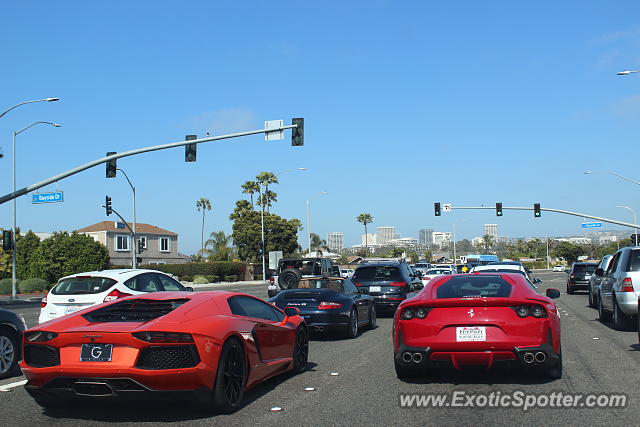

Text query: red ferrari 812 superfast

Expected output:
[21,291,308,413]
[393,273,562,379]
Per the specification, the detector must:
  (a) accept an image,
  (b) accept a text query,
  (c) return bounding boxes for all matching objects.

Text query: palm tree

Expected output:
[357,213,373,255]
[196,198,212,257]
[204,231,233,261]
[310,233,329,255]
[256,172,278,213]
[482,234,494,251]
[256,190,277,210]
[241,181,259,208]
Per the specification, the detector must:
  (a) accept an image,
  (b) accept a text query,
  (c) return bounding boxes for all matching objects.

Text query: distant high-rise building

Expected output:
[484,224,498,242]
[377,226,395,245]
[361,233,377,247]
[419,229,434,245]
[432,232,452,246]
[328,232,344,252]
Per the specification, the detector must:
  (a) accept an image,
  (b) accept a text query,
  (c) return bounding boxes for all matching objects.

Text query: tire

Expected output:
[0,330,18,380]
[278,269,302,290]
[566,284,574,295]
[394,358,420,379]
[612,295,634,331]
[344,308,358,339]
[292,327,308,374]
[211,338,246,414]
[367,304,377,330]
[598,292,611,323]
[547,353,562,380]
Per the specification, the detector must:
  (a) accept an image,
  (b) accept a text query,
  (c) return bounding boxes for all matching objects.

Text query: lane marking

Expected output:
[0,379,27,392]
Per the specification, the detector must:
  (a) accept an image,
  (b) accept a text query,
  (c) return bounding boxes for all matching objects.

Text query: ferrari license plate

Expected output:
[456,327,486,342]
[80,343,113,362]
[369,286,381,292]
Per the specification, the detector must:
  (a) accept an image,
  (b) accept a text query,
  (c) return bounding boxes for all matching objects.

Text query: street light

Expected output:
[11,121,61,299]
[0,98,59,119]
[617,70,640,75]
[116,168,137,268]
[259,168,307,282]
[306,191,328,256]
[616,205,638,245]
[584,170,640,187]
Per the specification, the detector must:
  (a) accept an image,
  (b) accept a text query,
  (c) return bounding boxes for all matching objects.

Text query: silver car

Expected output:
[597,247,640,330]
[588,254,612,309]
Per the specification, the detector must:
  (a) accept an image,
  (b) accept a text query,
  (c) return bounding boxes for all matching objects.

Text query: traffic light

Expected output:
[185,135,197,162]
[534,203,541,217]
[106,152,117,178]
[137,239,145,254]
[496,202,503,216]
[292,118,304,146]
[434,202,441,216]
[105,196,112,216]
[2,230,12,251]
[258,242,264,256]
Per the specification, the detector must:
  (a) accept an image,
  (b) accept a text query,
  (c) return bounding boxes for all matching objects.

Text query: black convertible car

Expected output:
[269,277,376,338]
[0,307,27,379]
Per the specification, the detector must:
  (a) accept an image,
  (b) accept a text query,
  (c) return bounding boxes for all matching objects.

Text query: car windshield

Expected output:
[52,277,117,295]
[352,266,402,281]
[573,264,596,274]
[426,269,451,275]
[437,276,512,298]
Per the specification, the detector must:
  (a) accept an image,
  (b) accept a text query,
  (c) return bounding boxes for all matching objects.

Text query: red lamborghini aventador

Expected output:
[393,272,562,379]
[21,291,308,413]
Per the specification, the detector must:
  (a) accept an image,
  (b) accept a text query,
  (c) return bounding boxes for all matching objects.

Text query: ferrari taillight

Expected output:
[512,305,547,318]
[40,295,47,308]
[132,331,194,343]
[103,289,132,302]
[318,302,342,310]
[620,277,634,292]
[401,307,430,320]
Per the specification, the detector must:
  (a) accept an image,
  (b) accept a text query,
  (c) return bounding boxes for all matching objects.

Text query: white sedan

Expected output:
[420,268,453,286]
[552,265,564,272]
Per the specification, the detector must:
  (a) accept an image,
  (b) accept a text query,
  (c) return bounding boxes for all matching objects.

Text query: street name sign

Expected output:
[443,204,452,212]
[581,222,602,229]
[31,192,64,204]
[265,120,284,141]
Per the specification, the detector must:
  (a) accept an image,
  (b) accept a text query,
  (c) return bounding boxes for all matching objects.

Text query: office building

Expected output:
[327,232,344,252]
[419,229,433,245]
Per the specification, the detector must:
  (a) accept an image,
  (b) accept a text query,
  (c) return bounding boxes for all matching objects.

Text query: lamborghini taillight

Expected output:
[132,332,194,343]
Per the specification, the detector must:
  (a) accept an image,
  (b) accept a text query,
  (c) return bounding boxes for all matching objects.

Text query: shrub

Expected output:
[20,278,49,293]
[205,275,217,283]
[224,275,238,282]
[149,262,246,280]
[0,279,20,295]
[193,276,209,285]
[180,275,193,282]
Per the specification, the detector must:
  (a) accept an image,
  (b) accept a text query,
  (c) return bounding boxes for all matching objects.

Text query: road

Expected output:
[1,271,639,425]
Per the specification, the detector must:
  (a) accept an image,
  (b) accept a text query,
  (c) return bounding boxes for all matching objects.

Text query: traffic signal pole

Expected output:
[442,205,640,229]
[0,122,301,205]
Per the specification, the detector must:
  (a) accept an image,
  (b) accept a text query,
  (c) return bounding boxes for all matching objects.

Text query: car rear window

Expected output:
[473,268,525,276]
[436,276,512,298]
[352,266,402,281]
[52,277,117,295]
[573,264,596,274]
[625,250,640,272]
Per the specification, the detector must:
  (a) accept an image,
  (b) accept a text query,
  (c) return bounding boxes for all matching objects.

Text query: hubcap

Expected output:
[222,344,244,404]
[0,336,14,374]
[295,330,308,368]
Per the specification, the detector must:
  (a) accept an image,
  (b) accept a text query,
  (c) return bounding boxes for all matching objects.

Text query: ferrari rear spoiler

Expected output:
[403,297,549,308]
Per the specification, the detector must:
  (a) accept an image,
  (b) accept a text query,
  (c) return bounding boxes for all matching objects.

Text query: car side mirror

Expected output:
[533,278,542,284]
[284,306,300,317]
[595,268,604,277]
[546,288,561,299]
[185,286,194,292]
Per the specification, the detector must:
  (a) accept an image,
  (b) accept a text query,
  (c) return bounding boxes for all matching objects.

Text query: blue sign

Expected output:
[31,192,64,204]
[581,222,602,229]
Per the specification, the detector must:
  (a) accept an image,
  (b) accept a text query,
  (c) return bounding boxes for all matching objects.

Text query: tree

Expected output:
[482,234,494,251]
[204,231,233,261]
[196,197,212,256]
[357,213,373,254]
[230,201,302,262]
[552,241,584,264]
[29,232,110,283]
[241,181,259,208]
[310,233,329,255]
[256,190,278,210]
[16,231,41,279]
[256,172,279,213]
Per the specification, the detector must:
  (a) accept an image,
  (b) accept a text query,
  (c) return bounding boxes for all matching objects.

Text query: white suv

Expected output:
[38,269,192,324]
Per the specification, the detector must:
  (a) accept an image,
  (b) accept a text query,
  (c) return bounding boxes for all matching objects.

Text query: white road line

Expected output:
[0,379,27,392]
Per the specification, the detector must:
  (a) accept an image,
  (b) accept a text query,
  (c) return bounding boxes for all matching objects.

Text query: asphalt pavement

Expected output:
[1,272,639,426]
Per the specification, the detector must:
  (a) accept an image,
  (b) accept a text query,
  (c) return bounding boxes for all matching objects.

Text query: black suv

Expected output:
[567,262,598,294]
[267,257,339,297]
[351,261,423,313]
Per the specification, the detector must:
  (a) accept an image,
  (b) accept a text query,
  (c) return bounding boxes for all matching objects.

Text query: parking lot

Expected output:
[0,271,638,425]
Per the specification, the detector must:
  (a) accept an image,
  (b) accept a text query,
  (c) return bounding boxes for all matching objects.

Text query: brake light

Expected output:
[25,331,58,342]
[132,331,194,343]
[620,277,634,292]
[318,302,342,310]
[355,283,363,287]
[103,289,132,302]
[269,276,275,284]
[40,295,47,308]
[389,282,407,287]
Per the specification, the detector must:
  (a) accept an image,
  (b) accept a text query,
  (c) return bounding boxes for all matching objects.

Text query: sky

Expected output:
[2,1,640,254]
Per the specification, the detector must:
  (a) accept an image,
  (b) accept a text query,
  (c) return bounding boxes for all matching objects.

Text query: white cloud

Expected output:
[192,108,258,135]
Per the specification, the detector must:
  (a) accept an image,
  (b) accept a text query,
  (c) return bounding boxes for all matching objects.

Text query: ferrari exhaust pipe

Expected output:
[523,352,535,364]
[402,352,413,363]
[535,352,546,363]
[412,353,423,364]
